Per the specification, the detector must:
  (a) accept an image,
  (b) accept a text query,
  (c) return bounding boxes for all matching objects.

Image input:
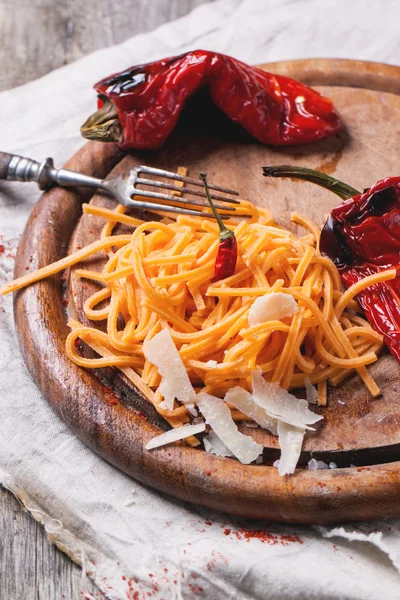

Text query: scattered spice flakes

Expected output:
[74,338,84,356]
[225,527,303,545]
[206,550,228,571]
[135,409,148,421]
[188,583,204,594]
[204,520,213,526]
[0,237,17,261]
[100,383,119,405]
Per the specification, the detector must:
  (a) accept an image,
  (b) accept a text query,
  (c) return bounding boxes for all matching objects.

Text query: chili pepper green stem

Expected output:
[262,165,360,200]
[199,172,234,241]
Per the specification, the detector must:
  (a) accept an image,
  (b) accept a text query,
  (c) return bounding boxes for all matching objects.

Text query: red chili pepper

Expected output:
[320,178,400,362]
[214,236,238,282]
[200,172,237,282]
[263,166,400,363]
[81,50,343,149]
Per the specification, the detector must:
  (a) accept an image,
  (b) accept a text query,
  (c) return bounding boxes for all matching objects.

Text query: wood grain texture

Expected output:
[0,489,104,600]
[0,0,213,92]
[12,59,400,530]
[0,2,209,598]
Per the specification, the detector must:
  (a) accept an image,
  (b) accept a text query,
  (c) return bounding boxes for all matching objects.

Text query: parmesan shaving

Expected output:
[248,292,298,326]
[203,431,234,457]
[186,403,198,417]
[307,458,329,470]
[276,421,305,476]
[144,329,196,410]
[225,386,277,435]
[251,370,322,430]
[305,378,318,405]
[197,392,262,464]
[145,422,205,450]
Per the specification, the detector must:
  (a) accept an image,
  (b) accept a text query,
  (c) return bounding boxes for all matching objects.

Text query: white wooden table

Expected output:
[0,1,209,597]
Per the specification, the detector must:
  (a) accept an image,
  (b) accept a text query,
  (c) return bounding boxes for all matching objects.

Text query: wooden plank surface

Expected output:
[0,1,210,598]
[0,0,210,92]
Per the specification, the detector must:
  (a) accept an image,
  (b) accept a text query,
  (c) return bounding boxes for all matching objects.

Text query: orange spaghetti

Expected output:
[1,179,393,432]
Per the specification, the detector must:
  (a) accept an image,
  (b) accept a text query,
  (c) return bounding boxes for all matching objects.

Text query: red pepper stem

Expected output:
[199,172,234,241]
[262,165,360,200]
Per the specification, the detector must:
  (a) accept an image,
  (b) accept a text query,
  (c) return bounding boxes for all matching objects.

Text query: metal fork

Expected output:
[0,151,239,217]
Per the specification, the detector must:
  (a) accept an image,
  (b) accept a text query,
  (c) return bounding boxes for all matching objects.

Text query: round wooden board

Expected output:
[13,59,400,524]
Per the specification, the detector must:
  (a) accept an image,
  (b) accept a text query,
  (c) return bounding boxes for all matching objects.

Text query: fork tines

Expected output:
[128,165,240,217]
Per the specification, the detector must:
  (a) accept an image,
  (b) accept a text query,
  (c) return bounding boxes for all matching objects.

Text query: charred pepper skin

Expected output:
[89,50,343,150]
[320,177,400,362]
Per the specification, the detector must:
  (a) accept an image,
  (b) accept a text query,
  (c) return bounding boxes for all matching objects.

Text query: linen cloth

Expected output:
[2,1,400,598]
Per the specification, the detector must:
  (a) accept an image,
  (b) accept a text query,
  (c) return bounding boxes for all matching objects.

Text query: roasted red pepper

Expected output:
[320,178,400,361]
[263,166,400,363]
[200,172,237,281]
[81,50,343,150]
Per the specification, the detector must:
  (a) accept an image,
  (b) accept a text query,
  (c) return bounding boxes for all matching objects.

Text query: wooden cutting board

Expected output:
[13,59,400,524]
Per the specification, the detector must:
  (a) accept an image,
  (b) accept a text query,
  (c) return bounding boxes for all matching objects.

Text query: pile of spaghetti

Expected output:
[2,184,392,442]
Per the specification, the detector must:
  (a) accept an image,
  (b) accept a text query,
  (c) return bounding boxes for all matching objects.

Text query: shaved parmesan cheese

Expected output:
[225,386,277,435]
[308,458,329,471]
[248,292,297,327]
[197,392,262,464]
[145,422,205,450]
[277,421,305,476]
[185,403,198,417]
[305,378,318,405]
[203,431,234,457]
[144,329,196,410]
[251,371,323,430]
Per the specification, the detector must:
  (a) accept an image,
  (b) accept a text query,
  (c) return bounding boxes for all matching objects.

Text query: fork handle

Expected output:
[0,151,103,191]
[0,152,14,179]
